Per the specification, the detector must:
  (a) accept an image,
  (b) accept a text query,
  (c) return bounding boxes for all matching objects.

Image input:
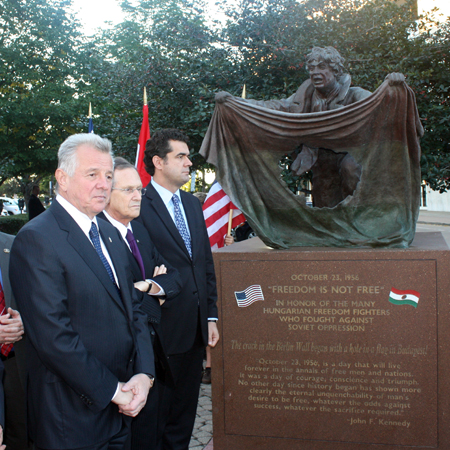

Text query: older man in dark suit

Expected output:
[99,157,182,450]
[137,129,219,450]
[9,133,154,450]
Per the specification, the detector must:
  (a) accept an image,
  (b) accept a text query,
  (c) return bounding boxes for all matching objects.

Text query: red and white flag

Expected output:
[203,181,246,249]
[135,92,151,187]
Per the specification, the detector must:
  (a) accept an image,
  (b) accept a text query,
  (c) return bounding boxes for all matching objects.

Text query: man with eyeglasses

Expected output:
[99,157,181,450]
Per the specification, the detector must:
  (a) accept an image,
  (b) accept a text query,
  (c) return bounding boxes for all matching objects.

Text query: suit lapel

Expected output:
[99,212,144,283]
[146,185,191,260]
[99,222,133,320]
[50,202,126,313]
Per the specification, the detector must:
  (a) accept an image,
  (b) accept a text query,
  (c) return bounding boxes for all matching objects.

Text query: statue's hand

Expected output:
[215,91,232,103]
[385,72,406,85]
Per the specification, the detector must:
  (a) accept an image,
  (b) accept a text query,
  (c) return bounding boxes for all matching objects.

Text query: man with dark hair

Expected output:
[100,157,182,450]
[9,133,154,450]
[137,129,219,450]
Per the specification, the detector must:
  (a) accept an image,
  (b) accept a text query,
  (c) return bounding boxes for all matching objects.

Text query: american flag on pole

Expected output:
[203,181,246,249]
[135,88,151,187]
[235,285,264,307]
[88,102,94,133]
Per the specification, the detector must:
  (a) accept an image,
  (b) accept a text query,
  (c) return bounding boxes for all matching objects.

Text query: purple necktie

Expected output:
[126,229,146,280]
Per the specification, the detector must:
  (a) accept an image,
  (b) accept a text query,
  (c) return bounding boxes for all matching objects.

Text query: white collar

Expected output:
[56,195,99,238]
[151,179,181,206]
[103,210,132,241]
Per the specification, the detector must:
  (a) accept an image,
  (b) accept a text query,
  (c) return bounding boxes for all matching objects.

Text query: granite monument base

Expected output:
[211,232,449,450]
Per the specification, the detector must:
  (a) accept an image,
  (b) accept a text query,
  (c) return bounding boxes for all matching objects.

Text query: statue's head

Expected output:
[306,47,346,93]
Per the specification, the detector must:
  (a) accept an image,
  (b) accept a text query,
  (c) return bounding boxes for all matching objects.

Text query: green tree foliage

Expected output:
[0,0,449,194]
[88,0,239,170]
[0,0,90,192]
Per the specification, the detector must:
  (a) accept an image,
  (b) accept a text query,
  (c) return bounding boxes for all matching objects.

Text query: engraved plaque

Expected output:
[212,233,449,450]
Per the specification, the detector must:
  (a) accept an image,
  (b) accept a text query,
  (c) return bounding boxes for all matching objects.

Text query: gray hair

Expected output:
[306,47,346,78]
[112,157,138,187]
[113,157,135,172]
[58,133,113,177]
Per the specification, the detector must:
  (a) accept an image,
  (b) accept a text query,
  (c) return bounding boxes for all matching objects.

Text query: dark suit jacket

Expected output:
[9,200,154,450]
[98,214,182,383]
[137,184,218,356]
[0,360,3,428]
[97,213,181,323]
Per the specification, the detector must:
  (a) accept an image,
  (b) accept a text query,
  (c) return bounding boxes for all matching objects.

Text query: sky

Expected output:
[71,0,450,35]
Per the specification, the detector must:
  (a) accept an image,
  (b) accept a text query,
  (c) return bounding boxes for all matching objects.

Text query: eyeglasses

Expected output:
[112,187,147,196]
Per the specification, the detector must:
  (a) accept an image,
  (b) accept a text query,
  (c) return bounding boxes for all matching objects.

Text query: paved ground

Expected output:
[418,209,450,226]
[189,382,213,450]
[417,209,450,246]
[188,209,450,450]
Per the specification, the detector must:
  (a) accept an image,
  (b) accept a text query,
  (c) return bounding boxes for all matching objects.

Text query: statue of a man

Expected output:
[216,47,404,208]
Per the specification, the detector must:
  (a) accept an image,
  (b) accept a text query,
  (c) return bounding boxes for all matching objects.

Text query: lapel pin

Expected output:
[109,237,112,243]
[3,249,10,253]
[136,239,140,243]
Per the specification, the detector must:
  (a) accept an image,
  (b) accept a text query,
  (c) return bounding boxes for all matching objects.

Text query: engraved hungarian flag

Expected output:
[388,288,420,308]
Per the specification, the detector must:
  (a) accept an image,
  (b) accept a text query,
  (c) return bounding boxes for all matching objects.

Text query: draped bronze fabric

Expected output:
[200,80,423,249]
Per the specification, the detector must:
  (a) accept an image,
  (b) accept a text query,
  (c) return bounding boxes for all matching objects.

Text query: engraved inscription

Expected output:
[221,259,438,447]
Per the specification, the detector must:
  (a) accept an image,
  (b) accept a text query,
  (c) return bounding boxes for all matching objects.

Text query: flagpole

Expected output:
[227,210,233,236]
[135,87,151,186]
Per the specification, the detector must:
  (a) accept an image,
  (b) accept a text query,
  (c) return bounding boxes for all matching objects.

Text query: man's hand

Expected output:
[118,373,152,417]
[224,235,234,246]
[134,281,149,292]
[208,321,220,348]
[0,308,24,344]
[385,72,405,86]
[153,265,167,277]
[111,381,134,407]
[215,91,232,104]
[0,425,5,450]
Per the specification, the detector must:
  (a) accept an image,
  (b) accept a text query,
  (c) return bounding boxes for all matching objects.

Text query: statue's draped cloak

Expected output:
[200,80,423,249]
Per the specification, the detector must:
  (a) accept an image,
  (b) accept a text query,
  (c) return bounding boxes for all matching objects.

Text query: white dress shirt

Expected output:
[102,211,164,295]
[151,180,190,239]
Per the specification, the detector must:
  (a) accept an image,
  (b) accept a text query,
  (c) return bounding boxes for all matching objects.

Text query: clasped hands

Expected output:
[112,373,153,417]
[0,308,24,344]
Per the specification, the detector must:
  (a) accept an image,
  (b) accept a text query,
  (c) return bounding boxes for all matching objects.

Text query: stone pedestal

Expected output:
[211,232,450,450]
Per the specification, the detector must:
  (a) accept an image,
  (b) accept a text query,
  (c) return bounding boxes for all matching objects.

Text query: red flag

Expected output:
[135,102,151,186]
[202,181,246,249]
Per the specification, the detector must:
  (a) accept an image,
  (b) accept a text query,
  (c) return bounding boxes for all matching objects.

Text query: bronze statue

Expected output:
[216,47,405,208]
[201,47,423,248]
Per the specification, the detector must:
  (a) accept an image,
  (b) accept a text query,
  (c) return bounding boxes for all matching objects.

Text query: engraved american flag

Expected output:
[234,285,264,307]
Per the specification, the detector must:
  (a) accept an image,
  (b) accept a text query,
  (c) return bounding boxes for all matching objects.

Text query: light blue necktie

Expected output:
[172,195,192,258]
[89,222,118,290]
